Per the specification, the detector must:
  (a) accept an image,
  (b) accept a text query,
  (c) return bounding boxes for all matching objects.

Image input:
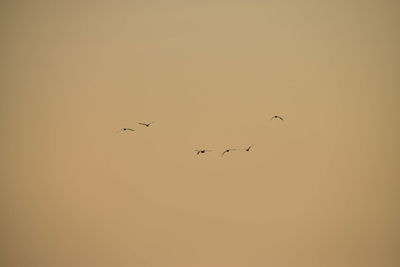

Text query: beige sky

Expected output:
[1,1,399,266]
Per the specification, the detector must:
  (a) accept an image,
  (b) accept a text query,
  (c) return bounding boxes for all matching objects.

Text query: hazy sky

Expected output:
[1,1,399,266]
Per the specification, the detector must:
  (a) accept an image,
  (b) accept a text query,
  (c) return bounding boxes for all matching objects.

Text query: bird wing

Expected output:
[278,116,284,120]
[222,150,228,156]
[126,128,135,131]
[138,123,147,126]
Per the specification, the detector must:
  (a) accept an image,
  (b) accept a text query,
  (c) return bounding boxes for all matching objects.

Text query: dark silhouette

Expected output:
[271,115,284,121]
[244,145,253,152]
[138,121,155,127]
[195,149,212,155]
[222,149,236,156]
[117,128,135,133]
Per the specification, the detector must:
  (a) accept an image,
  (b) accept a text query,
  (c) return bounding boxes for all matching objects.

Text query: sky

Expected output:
[1,0,399,266]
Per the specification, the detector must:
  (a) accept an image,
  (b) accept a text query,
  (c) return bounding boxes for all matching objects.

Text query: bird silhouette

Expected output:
[195,149,212,155]
[244,145,253,152]
[222,149,236,156]
[138,121,155,127]
[271,115,284,121]
[117,128,135,133]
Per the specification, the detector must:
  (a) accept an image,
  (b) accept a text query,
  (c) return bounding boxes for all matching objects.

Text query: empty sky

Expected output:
[1,0,399,266]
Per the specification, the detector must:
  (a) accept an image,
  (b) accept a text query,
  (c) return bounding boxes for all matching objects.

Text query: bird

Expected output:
[271,115,284,121]
[195,149,212,155]
[138,121,155,127]
[117,128,135,133]
[222,149,236,156]
[244,145,253,152]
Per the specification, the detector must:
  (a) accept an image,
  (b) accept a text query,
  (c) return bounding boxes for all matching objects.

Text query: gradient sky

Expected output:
[1,1,399,267]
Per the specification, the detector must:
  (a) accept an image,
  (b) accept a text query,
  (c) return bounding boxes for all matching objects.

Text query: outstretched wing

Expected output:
[222,150,228,156]
[138,123,147,126]
[271,116,284,121]
[117,128,134,133]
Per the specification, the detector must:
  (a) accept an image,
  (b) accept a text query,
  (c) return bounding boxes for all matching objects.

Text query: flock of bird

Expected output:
[117,121,156,133]
[118,116,284,156]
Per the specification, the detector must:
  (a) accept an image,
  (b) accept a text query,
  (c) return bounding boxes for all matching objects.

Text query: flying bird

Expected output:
[222,149,236,156]
[244,145,253,152]
[117,128,135,133]
[195,149,212,155]
[138,121,155,127]
[271,115,284,121]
